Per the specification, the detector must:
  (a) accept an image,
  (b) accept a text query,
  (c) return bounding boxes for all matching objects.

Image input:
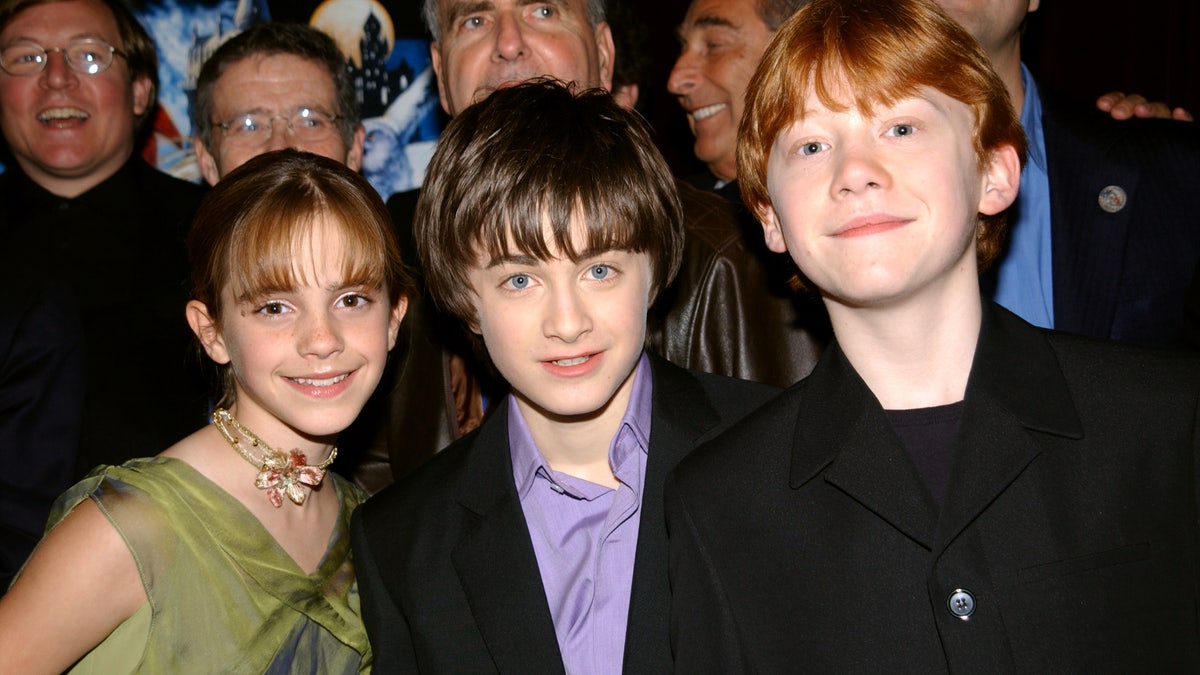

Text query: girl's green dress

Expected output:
[43,456,371,673]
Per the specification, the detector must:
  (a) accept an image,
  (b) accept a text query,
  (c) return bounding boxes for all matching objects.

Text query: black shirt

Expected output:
[0,158,209,475]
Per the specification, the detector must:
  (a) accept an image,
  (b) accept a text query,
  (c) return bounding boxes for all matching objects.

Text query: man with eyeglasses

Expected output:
[0,0,207,592]
[190,22,364,186]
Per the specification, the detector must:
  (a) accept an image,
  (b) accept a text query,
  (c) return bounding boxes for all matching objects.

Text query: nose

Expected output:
[492,11,527,62]
[542,284,592,343]
[832,139,890,197]
[667,48,698,97]
[264,117,294,152]
[40,50,77,90]
[297,309,344,359]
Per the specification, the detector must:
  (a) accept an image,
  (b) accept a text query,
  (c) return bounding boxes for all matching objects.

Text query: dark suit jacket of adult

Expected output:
[667,303,1200,673]
[993,89,1200,346]
[0,158,209,474]
[344,180,826,493]
[0,278,84,591]
[351,354,778,673]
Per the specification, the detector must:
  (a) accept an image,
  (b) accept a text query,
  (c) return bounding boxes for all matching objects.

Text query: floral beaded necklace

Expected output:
[211,408,337,508]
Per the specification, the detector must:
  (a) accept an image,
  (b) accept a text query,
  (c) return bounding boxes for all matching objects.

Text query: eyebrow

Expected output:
[444,0,571,28]
[3,32,113,45]
[223,104,333,117]
[444,0,494,28]
[485,247,623,268]
[677,14,738,41]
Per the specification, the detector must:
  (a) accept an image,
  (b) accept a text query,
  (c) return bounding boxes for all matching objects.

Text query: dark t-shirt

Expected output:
[885,401,964,507]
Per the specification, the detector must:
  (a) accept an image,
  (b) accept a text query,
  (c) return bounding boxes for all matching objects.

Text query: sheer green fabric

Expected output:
[44,457,371,673]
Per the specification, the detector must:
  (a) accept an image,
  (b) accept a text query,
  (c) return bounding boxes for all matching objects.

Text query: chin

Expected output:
[529,391,619,421]
[293,408,364,438]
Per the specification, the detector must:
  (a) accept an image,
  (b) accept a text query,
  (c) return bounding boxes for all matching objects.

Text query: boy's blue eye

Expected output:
[588,264,611,280]
[800,141,826,156]
[508,274,530,290]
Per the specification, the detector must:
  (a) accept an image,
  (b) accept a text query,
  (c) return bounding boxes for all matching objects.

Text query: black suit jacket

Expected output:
[352,354,777,673]
[0,278,84,591]
[996,90,1200,346]
[667,303,1200,672]
[0,158,209,473]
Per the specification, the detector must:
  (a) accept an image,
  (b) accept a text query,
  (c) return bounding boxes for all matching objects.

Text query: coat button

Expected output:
[947,589,975,619]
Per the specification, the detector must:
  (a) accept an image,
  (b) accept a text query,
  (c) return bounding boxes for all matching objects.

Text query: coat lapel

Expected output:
[792,305,1086,553]
[623,355,722,673]
[794,344,940,549]
[449,398,566,674]
[933,304,1084,551]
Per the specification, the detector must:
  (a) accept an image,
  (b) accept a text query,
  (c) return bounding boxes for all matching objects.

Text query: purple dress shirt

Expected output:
[508,352,653,675]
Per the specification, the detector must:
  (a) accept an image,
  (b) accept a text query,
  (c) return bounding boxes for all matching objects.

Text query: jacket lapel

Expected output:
[623,355,721,673]
[933,303,1084,551]
[792,305,1086,553]
[794,344,940,549]
[449,398,566,674]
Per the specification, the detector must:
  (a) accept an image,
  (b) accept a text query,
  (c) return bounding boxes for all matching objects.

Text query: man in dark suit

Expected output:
[353,81,777,673]
[667,0,1200,670]
[0,0,207,586]
[959,0,1200,345]
[0,278,83,592]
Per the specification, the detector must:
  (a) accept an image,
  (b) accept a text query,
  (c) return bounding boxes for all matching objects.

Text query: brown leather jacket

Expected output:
[345,180,830,493]
[649,180,829,388]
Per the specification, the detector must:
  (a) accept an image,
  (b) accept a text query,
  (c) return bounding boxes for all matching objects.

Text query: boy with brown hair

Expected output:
[351,79,777,674]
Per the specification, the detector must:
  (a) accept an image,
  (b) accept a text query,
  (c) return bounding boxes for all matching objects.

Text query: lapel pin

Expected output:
[1098,185,1127,213]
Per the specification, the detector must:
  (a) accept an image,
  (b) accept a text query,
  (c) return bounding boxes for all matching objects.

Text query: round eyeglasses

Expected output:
[215,108,343,147]
[0,39,126,76]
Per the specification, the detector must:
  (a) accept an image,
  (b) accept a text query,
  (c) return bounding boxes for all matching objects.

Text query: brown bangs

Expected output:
[416,80,684,326]
[187,150,413,405]
[474,186,662,268]
[223,193,392,305]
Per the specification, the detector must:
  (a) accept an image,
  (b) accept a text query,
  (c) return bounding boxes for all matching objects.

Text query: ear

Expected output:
[977,144,1021,217]
[192,137,222,186]
[430,41,453,115]
[186,300,230,365]
[131,74,152,118]
[466,314,482,336]
[387,296,408,351]
[612,83,639,111]
[346,124,366,172]
[1027,0,1040,13]
[757,204,789,254]
[594,21,615,92]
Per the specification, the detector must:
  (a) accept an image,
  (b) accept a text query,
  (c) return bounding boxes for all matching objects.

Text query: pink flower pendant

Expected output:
[255,449,327,507]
